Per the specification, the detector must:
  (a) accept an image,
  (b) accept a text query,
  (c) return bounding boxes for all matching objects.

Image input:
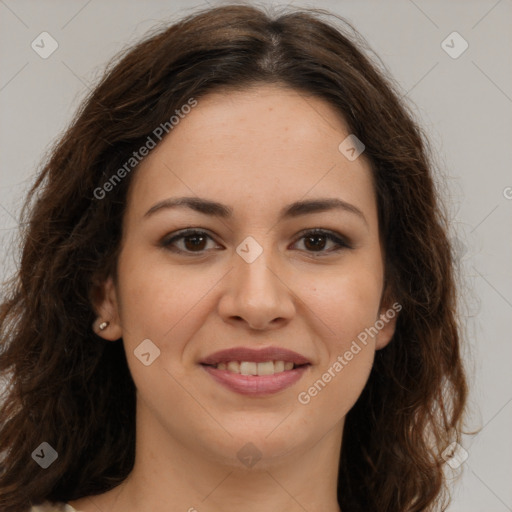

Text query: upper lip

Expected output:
[200,346,311,366]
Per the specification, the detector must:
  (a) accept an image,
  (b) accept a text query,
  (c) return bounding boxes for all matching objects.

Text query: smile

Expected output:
[200,362,310,395]
[207,360,301,375]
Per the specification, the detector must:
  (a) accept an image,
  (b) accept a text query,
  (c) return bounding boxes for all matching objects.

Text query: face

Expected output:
[96,84,397,468]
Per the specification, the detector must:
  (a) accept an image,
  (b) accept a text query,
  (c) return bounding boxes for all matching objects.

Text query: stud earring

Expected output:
[98,321,110,331]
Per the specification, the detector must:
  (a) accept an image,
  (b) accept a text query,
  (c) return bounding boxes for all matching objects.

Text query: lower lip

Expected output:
[201,364,310,396]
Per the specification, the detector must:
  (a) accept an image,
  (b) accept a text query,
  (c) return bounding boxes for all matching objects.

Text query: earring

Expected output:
[98,320,110,331]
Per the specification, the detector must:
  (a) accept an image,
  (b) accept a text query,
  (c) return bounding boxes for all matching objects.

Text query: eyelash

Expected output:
[160,228,352,256]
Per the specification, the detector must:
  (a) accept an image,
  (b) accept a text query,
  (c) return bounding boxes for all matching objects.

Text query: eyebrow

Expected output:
[144,196,368,225]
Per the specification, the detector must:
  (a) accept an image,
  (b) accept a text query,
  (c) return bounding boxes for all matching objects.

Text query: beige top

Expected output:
[30,502,78,512]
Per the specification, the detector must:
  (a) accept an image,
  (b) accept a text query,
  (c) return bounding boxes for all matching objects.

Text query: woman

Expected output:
[0,4,468,511]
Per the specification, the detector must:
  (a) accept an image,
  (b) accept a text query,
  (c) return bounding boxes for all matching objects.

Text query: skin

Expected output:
[69,84,397,512]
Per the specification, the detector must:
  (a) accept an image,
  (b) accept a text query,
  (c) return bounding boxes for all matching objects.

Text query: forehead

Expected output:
[126,84,377,226]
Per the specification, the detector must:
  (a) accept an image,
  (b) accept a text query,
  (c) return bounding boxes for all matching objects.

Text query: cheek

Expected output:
[297,346,374,423]
[116,249,225,349]
[293,261,382,415]
[303,260,383,342]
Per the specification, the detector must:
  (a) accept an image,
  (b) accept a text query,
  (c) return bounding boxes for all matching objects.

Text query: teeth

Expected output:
[274,361,285,373]
[240,361,257,375]
[227,361,240,373]
[213,360,300,375]
[256,361,274,376]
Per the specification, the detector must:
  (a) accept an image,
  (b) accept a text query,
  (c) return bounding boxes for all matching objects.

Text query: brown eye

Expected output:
[182,233,208,251]
[303,233,328,251]
[294,229,351,254]
[161,229,220,254]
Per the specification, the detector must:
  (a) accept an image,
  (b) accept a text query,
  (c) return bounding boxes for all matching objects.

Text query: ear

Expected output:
[375,288,400,350]
[91,275,123,341]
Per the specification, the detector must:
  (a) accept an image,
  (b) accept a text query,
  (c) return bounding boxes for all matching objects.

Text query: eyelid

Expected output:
[160,228,221,252]
[292,228,352,254]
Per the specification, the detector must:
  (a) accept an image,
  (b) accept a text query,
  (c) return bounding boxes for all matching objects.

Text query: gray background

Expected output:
[1,1,511,510]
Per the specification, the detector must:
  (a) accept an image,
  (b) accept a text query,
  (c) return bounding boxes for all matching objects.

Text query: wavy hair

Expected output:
[0,4,468,511]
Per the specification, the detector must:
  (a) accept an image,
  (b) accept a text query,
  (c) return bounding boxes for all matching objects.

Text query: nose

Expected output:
[217,247,296,331]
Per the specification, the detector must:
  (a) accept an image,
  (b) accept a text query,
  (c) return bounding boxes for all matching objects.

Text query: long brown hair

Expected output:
[0,4,468,511]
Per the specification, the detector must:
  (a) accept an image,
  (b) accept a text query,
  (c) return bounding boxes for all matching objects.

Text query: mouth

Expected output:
[199,346,312,396]
[200,363,311,396]
[200,346,311,367]
[200,360,309,375]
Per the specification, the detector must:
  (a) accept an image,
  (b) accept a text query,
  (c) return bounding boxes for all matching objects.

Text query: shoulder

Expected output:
[30,501,77,512]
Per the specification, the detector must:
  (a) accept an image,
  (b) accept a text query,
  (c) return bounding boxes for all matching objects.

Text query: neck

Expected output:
[83,399,344,512]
